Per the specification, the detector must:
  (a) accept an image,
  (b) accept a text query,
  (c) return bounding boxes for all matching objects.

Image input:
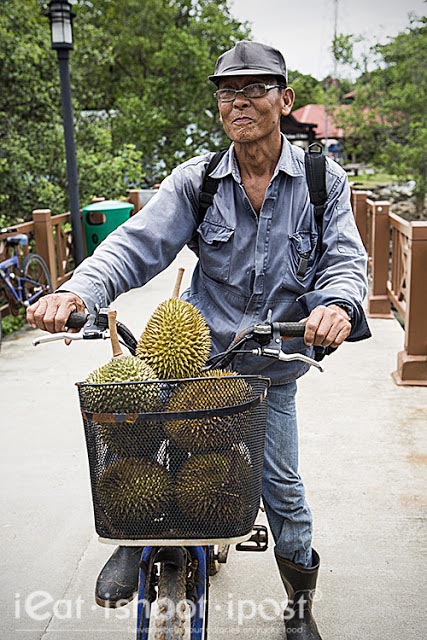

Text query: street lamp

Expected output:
[46,0,84,266]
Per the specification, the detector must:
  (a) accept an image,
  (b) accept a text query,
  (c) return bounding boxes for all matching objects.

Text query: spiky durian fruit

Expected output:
[80,356,158,413]
[135,299,211,379]
[164,371,251,452]
[97,458,172,530]
[176,452,252,527]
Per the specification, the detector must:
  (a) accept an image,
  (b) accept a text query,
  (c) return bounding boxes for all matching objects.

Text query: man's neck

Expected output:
[234,134,282,180]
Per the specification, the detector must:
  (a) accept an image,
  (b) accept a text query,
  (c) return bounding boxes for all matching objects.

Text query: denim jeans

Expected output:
[262,381,313,567]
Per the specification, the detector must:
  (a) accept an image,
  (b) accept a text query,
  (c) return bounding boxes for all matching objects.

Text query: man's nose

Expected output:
[232,90,250,107]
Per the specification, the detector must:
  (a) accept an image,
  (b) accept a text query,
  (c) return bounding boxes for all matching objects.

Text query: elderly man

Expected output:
[28,41,370,638]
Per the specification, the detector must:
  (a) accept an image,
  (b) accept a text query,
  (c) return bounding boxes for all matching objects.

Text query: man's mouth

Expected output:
[232,116,253,124]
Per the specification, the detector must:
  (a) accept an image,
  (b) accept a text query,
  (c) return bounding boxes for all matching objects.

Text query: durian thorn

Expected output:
[107,309,123,358]
[171,267,185,299]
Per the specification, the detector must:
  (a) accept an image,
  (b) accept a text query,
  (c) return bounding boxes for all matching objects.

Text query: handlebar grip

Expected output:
[274,322,306,338]
[67,312,89,329]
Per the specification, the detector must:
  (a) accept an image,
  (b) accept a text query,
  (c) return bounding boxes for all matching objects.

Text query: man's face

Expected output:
[216,75,294,145]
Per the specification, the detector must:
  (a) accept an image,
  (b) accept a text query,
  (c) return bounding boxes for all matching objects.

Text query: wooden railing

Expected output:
[0,210,75,319]
[3,188,425,386]
[351,189,427,386]
[0,190,144,320]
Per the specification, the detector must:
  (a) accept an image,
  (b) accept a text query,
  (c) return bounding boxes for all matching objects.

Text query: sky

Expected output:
[229,0,426,79]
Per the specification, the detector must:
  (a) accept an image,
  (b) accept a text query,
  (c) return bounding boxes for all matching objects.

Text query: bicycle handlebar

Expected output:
[33,308,322,372]
[67,312,89,329]
[274,322,306,338]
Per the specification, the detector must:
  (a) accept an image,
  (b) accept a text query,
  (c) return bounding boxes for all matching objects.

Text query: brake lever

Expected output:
[32,307,111,347]
[250,346,324,372]
[33,332,85,346]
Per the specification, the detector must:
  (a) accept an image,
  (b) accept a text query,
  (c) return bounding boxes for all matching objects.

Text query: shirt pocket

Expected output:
[282,230,319,291]
[197,220,235,283]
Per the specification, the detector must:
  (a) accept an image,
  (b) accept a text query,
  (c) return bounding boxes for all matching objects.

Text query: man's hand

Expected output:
[26,292,86,334]
[303,304,351,349]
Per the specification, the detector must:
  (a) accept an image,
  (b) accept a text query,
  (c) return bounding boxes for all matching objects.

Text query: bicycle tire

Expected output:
[154,558,187,640]
[21,254,53,303]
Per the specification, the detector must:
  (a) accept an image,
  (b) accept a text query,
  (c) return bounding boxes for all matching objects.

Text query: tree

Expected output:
[0,0,250,224]
[334,17,427,214]
[72,0,250,178]
[287,70,325,110]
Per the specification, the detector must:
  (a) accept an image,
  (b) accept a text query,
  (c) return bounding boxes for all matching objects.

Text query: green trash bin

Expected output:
[82,200,134,256]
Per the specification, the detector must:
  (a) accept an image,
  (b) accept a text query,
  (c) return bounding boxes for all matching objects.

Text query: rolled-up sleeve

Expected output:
[298,168,371,341]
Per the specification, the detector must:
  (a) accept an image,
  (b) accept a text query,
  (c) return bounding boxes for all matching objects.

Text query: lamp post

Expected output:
[46,0,84,266]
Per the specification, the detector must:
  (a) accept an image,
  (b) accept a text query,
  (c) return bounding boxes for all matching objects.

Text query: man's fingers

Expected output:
[26,293,85,334]
[303,307,326,346]
[330,325,351,348]
[304,305,351,348]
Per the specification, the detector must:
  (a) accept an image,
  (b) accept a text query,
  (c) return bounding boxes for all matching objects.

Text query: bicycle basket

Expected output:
[77,375,270,542]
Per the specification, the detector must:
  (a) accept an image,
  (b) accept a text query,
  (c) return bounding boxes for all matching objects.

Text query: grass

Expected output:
[348,171,399,189]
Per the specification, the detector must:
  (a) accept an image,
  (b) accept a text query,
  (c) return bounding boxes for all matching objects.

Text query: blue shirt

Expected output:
[64,136,370,384]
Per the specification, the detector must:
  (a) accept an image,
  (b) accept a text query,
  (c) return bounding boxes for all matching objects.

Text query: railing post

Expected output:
[32,209,58,290]
[367,201,394,318]
[127,189,141,215]
[351,189,368,249]
[392,222,427,386]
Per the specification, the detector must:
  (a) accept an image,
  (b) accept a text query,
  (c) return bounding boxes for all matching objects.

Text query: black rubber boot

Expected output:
[95,546,143,608]
[275,548,323,639]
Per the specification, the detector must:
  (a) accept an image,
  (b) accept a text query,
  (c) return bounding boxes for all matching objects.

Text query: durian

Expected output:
[80,357,163,458]
[80,356,158,413]
[176,452,252,527]
[164,371,251,451]
[97,458,172,530]
[135,298,211,379]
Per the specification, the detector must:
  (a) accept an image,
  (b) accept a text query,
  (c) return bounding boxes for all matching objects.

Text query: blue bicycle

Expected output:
[0,228,52,342]
[34,306,322,639]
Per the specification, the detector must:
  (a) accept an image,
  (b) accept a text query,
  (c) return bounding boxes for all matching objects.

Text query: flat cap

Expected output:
[209,40,287,85]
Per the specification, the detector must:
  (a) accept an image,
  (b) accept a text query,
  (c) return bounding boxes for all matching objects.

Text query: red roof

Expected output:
[292,104,346,139]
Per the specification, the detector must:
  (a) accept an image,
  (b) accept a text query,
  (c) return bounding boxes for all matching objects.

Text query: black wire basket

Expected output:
[77,375,270,542]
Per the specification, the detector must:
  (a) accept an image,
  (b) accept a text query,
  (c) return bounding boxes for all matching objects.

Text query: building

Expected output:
[282,103,348,161]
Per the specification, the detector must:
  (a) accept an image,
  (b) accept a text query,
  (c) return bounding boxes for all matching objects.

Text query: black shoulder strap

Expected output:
[304,142,327,252]
[198,149,228,223]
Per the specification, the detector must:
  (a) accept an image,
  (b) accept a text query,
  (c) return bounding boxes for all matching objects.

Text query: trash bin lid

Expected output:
[83,200,134,212]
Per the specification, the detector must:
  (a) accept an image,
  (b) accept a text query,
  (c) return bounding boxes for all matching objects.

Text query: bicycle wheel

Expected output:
[21,254,53,304]
[154,553,188,640]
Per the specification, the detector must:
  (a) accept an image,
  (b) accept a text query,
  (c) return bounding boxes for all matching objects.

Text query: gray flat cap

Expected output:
[209,40,287,85]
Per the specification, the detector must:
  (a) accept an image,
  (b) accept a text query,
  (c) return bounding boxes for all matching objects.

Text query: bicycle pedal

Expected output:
[235,525,268,552]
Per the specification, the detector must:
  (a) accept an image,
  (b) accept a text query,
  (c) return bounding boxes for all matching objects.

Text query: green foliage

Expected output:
[72,0,249,178]
[0,0,249,225]
[335,17,427,213]
[287,70,325,110]
[1,308,26,336]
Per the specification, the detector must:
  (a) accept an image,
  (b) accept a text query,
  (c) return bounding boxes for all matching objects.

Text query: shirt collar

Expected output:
[209,134,304,182]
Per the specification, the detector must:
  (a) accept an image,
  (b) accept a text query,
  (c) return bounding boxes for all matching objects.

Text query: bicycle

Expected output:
[0,227,53,344]
[33,306,323,639]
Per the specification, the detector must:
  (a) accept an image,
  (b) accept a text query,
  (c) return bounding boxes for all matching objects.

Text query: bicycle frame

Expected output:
[0,254,22,303]
[0,245,50,306]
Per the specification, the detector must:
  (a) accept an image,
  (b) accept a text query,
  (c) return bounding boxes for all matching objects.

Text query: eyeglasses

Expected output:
[214,83,284,103]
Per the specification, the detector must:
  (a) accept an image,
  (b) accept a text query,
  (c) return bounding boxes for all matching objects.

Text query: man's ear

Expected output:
[281,87,295,116]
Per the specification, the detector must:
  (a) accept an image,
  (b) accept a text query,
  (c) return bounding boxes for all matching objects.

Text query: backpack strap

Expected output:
[296,143,327,281]
[304,142,327,251]
[198,149,228,223]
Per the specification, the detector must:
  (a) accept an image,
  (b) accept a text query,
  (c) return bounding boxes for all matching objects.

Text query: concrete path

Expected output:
[1,247,426,640]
